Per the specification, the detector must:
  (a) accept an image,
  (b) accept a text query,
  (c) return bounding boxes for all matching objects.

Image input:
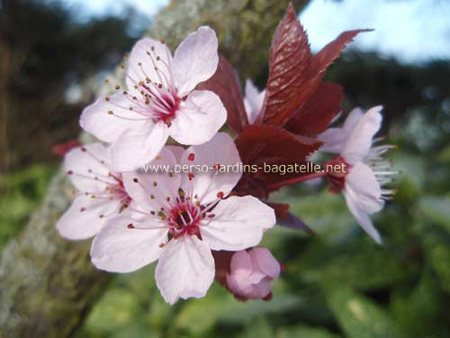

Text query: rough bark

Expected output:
[0,0,309,336]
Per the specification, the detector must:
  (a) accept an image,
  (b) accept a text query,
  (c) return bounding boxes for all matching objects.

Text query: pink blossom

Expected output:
[243,79,265,124]
[321,106,397,244]
[90,133,276,304]
[80,26,227,172]
[56,143,132,240]
[226,248,280,300]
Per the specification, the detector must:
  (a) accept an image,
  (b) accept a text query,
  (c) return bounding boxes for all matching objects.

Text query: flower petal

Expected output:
[346,162,384,214]
[169,90,226,146]
[317,127,349,153]
[56,195,121,240]
[64,143,112,192]
[80,94,146,143]
[344,191,382,244]
[179,133,241,204]
[250,247,280,279]
[126,37,173,92]
[155,236,215,305]
[318,108,363,153]
[201,196,276,251]
[110,121,169,172]
[166,145,185,164]
[229,250,253,280]
[342,106,383,163]
[343,107,363,131]
[244,79,265,124]
[172,26,219,96]
[122,147,180,212]
[90,213,167,273]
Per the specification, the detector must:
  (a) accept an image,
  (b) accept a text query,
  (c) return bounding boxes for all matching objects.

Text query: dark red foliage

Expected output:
[260,3,368,128]
[234,125,321,199]
[313,29,372,74]
[258,2,312,127]
[285,82,344,137]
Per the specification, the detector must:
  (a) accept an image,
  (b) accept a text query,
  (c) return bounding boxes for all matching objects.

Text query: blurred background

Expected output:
[1,0,450,337]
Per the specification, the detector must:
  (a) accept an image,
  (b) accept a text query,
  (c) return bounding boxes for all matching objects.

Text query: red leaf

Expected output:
[196,56,248,133]
[313,29,371,74]
[286,82,343,137]
[260,2,312,127]
[275,210,316,235]
[233,125,321,198]
[267,202,290,218]
[260,4,369,128]
[236,125,320,166]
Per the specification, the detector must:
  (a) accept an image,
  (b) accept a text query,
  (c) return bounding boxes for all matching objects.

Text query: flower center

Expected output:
[105,44,182,127]
[166,199,203,239]
[325,156,349,193]
[66,147,131,217]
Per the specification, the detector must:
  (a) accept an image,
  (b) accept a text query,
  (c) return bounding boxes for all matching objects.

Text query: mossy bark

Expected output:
[0,0,309,336]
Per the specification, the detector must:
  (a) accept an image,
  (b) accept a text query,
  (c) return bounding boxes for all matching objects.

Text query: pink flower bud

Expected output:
[226,248,280,300]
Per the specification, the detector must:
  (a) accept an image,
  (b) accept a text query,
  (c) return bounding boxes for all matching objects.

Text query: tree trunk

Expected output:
[0,0,309,336]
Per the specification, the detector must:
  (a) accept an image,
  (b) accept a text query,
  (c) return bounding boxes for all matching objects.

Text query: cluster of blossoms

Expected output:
[56,3,396,304]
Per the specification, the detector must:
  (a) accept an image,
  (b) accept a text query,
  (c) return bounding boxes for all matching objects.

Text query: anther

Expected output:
[188,153,195,161]
[127,223,135,229]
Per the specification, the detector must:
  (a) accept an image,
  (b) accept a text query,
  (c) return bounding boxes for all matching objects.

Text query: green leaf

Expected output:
[240,316,273,338]
[323,285,404,338]
[419,195,450,231]
[391,272,449,338]
[277,324,341,338]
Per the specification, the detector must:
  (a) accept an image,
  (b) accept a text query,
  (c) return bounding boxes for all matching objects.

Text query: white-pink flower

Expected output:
[80,26,227,172]
[56,143,132,240]
[243,79,265,124]
[226,247,280,300]
[320,106,397,244]
[318,107,363,153]
[90,133,276,304]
